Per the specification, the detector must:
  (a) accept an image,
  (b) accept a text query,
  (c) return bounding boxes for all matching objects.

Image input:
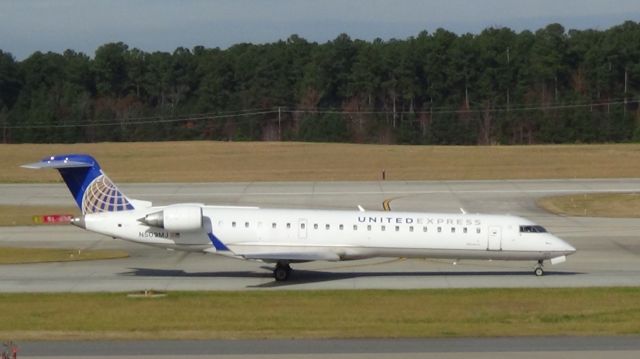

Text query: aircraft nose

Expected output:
[557,237,577,255]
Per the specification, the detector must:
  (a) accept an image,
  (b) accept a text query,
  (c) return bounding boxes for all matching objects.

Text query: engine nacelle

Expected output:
[141,205,203,232]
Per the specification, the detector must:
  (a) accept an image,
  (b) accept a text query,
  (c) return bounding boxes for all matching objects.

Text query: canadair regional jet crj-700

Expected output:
[23,154,576,281]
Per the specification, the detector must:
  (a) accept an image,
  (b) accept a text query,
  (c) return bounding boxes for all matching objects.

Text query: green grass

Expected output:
[537,193,640,218]
[0,247,128,264]
[0,288,639,340]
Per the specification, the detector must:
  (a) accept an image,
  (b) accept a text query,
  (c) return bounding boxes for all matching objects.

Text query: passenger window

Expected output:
[232,221,236,228]
[395,226,400,232]
[326,224,330,230]
[451,227,455,233]
[286,223,291,229]
[272,223,276,229]
[463,227,468,234]
[381,225,386,231]
[367,225,372,231]
[353,225,358,230]
[339,224,344,230]
[423,226,427,232]
[245,222,249,228]
[301,223,305,229]
[476,228,481,234]
[437,227,442,233]
[314,224,318,230]
[409,226,414,232]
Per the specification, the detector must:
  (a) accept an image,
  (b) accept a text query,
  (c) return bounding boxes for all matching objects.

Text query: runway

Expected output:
[1,179,640,291]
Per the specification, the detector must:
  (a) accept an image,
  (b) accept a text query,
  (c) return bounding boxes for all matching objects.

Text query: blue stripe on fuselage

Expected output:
[207,232,229,251]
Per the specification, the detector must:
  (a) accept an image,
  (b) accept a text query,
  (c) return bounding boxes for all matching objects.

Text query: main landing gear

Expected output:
[534,260,544,277]
[274,261,292,281]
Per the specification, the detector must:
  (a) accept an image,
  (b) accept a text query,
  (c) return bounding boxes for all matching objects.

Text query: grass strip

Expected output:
[0,288,638,340]
[537,193,640,218]
[0,205,79,226]
[0,247,128,264]
[5,142,640,183]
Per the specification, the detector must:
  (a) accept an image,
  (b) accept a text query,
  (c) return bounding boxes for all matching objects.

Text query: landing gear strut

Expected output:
[534,260,544,277]
[274,261,292,281]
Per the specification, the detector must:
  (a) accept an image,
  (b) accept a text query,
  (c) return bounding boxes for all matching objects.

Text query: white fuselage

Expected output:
[80,206,576,263]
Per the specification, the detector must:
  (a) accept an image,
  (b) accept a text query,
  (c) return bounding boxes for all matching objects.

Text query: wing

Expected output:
[227,243,341,262]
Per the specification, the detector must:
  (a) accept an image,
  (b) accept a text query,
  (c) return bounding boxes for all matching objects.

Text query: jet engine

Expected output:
[140,205,203,231]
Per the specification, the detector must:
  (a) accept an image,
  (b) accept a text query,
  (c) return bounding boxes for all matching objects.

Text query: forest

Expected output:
[0,21,639,144]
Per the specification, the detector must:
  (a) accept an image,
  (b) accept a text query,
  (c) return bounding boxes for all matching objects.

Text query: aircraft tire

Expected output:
[534,267,544,277]
[274,263,291,281]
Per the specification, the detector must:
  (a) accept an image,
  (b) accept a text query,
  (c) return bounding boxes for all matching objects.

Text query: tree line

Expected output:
[0,21,639,144]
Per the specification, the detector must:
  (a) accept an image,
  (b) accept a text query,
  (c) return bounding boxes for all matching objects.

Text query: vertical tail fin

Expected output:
[22,154,135,214]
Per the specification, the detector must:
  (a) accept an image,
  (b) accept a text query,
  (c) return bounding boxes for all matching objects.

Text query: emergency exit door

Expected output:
[298,219,308,239]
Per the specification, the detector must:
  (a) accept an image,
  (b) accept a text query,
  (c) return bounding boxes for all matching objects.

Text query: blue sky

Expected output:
[1,0,639,60]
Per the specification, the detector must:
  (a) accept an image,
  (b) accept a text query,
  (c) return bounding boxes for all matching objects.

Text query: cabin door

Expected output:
[487,226,502,251]
[298,218,308,239]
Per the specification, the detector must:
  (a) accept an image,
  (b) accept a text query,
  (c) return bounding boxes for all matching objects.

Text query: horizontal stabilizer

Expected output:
[21,159,93,169]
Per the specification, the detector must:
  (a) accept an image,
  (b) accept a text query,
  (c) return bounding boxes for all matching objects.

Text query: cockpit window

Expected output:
[519,225,547,233]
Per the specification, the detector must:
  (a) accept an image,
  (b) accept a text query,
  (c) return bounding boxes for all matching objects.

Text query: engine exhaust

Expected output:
[138,211,164,228]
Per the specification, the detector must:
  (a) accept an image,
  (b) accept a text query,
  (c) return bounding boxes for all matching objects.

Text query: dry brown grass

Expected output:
[538,193,640,218]
[4,142,640,183]
[0,288,638,340]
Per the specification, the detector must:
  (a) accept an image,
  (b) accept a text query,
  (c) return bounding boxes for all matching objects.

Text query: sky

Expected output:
[1,0,639,60]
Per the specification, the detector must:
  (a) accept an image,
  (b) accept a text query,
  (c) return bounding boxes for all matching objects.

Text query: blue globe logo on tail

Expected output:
[82,174,134,214]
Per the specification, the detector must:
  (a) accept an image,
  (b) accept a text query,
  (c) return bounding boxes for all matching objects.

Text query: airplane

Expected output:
[23,154,576,281]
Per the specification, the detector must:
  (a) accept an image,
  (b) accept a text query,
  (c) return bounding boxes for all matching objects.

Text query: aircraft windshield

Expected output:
[519,225,547,233]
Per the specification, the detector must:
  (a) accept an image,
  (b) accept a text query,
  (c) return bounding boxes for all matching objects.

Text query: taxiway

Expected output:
[1,179,639,291]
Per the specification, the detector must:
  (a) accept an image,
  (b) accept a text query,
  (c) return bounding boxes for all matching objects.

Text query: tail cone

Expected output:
[71,216,86,229]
